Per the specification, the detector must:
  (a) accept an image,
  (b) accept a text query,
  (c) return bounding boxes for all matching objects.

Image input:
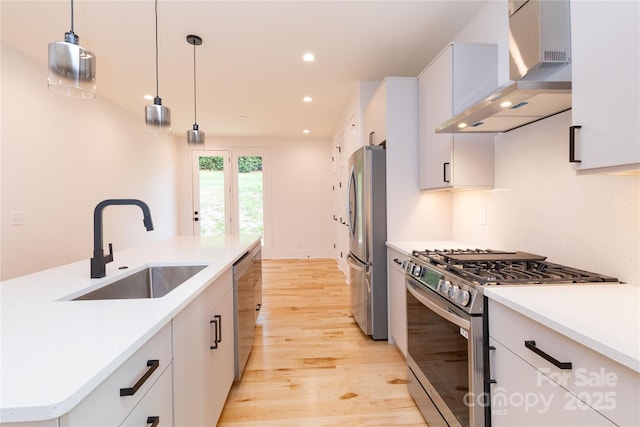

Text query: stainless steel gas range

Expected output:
[404,248,617,427]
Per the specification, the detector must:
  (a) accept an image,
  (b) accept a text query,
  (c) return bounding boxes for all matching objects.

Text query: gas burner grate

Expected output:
[411,249,618,285]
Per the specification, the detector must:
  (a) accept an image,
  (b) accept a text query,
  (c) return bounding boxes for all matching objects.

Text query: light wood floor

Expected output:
[218,259,428,427]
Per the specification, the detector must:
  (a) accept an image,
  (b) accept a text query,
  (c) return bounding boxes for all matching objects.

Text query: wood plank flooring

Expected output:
[218,259,428,427]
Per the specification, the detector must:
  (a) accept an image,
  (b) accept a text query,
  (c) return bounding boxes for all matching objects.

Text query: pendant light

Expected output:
[47,0,96,99]
[186,35,205,145]
[145,0,171,134]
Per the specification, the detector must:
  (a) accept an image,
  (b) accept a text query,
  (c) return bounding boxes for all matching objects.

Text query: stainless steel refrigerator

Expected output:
[346,145,387,340]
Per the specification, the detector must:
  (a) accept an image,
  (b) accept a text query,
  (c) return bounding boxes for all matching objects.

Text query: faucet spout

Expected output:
[90,199,154,278]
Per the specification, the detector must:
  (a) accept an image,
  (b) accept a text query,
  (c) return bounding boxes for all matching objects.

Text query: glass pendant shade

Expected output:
[48,31,96,98]
[145,96,171,134]
[187,124,205,145]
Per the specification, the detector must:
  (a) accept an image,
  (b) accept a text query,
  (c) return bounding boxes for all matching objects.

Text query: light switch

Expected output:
[10,211,24,225]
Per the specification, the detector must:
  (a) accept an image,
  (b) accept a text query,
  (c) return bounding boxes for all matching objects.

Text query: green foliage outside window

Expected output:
[199,156,262,173]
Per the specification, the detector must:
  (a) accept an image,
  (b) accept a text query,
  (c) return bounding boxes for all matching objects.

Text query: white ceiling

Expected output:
[1,1,489,139]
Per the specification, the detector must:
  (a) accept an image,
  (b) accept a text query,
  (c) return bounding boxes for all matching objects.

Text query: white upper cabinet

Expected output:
[363,87,387,146]
[570,0,640,172]
[419,43,497,190]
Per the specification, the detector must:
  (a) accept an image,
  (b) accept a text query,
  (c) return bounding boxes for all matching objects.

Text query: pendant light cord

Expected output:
[193,42,198,124]
[70,0,75,32]
[154,0,159,98]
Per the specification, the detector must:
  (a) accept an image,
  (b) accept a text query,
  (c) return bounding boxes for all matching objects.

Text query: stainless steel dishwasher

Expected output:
[233,243,262,380]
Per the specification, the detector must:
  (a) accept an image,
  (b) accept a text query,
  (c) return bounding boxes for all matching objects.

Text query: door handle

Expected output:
[443,162,450,183]
[569,125,582,163]
[210,314,222,349]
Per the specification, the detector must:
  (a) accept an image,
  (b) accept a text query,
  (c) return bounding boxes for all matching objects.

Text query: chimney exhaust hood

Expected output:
[436,0,572,134]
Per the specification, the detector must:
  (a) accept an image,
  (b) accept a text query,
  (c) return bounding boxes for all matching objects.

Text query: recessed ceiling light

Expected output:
[500,101,512,108]
[303,129,310,134]
[302,52,315,62]
[458,123,468,129]
[303,96,312,103]
[143,94,154,100]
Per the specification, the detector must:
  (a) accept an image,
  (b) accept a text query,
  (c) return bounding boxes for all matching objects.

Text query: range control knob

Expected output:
[404,262,411,273]
[439,280,451,295]
[449,285,459,300]
[412,265,422,277]
[457,290,471,306]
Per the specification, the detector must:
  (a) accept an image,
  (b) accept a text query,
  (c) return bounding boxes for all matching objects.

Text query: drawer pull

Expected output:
[524,340,572,370]
[146,416,160,427]
[393,258,403,266]
[120,359,160,396]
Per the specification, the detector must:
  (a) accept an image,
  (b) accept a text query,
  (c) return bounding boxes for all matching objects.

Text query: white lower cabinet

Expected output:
[386,247,407,356]
[60,324,172,427]
[489,299,639,426]
[173,269,235,426]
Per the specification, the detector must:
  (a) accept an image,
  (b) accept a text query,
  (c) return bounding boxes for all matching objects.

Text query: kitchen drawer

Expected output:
[60,323,171,427]
[489,300,640,426]
[489,338,614,426]
[172,267,233,357]
[119,365,172,427]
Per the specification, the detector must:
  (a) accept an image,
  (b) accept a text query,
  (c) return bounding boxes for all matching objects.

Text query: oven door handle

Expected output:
[407,281,471,330]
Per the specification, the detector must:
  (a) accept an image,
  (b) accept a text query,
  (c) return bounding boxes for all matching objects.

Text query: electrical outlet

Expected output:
[9,211,24,226]
[479,208,487,225]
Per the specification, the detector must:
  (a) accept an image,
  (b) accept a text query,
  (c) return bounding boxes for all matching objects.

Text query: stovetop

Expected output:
[405,248,618,315]
[411,248,618,286]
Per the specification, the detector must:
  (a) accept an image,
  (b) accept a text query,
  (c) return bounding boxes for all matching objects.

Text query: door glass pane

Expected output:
[199,155,226,236]
[237,156,263,236]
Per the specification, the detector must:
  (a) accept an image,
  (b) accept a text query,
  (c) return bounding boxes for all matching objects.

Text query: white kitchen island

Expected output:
[0,235,260,425]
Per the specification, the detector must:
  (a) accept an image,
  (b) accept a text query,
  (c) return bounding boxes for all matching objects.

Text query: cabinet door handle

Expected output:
[210,314,222,350]
[393,258,403,265]
[119,359,159,396]
[443,162,451,183]
[524,340,572,370]
[569,125,582,163]
[146,416,160,427]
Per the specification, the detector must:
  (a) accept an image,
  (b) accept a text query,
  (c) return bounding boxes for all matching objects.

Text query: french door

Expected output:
[192,150,265,240]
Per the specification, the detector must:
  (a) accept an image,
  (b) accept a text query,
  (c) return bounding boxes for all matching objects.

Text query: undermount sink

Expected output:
[73,265,208,300]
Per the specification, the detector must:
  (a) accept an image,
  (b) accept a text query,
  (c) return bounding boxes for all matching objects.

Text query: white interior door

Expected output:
[192,151,231,236]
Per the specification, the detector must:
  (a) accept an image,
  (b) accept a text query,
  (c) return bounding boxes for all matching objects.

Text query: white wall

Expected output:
[1,46,179,280]
[450,1,640,284]
[176,137,334,260]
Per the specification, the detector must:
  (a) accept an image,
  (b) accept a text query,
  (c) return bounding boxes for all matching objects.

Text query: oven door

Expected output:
[406,276,485,427]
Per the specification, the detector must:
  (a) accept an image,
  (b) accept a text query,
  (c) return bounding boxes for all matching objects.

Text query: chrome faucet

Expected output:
[90,199,154,278]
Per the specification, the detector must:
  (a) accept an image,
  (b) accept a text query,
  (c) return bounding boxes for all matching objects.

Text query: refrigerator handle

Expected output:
[346,168,356,236]
[346,254,364,272]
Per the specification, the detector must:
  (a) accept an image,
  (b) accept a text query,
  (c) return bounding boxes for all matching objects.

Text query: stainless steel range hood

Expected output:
[437,0,572,134]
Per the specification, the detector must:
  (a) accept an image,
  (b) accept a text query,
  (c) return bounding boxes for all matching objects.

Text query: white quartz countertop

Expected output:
[0,235,260,423]
[484,283,640,373]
